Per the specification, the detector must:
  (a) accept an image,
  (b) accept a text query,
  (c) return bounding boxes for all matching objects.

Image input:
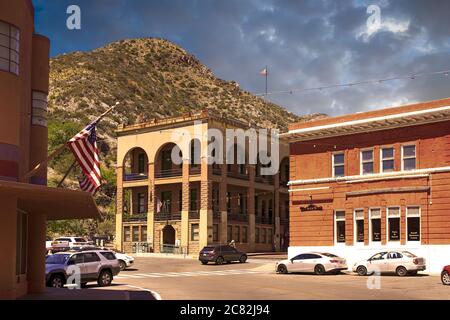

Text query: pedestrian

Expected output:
[229,240,236,248]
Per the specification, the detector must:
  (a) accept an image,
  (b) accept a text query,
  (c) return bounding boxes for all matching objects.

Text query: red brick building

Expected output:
[282,98,450,273]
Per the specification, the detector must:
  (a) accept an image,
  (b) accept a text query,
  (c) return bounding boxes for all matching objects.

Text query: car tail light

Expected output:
[413,258,419,265]
[330,260,339,263]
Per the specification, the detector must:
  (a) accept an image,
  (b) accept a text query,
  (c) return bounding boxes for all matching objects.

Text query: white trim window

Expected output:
[32,91,48,127]
[381,147,395,172]
[361,149,374,175]
[333,152,345,177]
[387,207,401,242]
[0,20,20,75]
[370,208,381,243]
[407,206,420,242]
[335,210,346,244]
[402,145,416,171]
[354,209,365,244]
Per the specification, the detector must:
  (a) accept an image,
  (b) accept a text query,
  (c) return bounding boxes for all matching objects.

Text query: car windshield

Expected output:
[46,254,71,264]
[402,251,417,258]
[320,253,338,258]
[75,238,87,242]
[202,246,216,251]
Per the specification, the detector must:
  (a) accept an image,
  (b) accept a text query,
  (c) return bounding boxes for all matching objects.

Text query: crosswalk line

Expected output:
[116,269,264,279]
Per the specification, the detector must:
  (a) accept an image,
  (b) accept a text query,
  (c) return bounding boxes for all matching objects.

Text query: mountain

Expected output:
[46,38,325,236]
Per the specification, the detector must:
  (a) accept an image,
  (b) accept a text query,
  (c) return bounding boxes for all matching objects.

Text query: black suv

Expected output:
[199,245,247,265]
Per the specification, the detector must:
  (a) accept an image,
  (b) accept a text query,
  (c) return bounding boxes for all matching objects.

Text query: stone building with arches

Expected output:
[115,110,290,255]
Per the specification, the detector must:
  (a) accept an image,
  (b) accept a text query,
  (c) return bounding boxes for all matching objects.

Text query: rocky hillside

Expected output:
[46,38,325,237]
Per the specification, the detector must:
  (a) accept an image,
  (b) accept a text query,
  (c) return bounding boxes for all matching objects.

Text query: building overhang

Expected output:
[0,180,100,220]
[281,105,450,142]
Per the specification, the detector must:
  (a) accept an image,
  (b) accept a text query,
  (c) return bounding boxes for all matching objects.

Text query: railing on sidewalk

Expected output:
[160,244,187,255]
[132,242,152,253]
[154,212,182,221]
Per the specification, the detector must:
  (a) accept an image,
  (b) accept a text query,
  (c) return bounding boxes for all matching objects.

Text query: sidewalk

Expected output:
[19,287,157,300]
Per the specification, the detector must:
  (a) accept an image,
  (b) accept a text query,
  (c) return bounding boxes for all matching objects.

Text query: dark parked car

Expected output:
[199,245,247,265]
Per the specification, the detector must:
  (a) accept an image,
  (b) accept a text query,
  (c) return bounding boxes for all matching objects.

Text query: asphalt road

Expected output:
[91,256,450,300]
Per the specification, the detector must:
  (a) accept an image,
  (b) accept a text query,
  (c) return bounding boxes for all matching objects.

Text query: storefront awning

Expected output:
[0,180,100,220]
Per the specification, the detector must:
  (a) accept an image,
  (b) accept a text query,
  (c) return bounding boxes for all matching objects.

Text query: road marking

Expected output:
[124,285,162,300]
[116,269,264,279]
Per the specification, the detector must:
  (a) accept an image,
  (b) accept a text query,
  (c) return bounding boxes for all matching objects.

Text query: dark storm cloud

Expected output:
[33,0,450,116]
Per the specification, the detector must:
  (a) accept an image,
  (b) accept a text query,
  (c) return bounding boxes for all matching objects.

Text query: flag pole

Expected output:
[265,65,268,97]
[23,102,120,180]
[57,160,78,188]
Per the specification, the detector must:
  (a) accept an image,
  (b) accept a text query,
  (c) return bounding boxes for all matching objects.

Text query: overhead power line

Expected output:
[255,69,450,97]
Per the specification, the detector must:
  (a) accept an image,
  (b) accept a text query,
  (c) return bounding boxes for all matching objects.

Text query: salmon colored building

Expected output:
[0,0,99,299]
[115,110,290,255]
[282,98,450,273]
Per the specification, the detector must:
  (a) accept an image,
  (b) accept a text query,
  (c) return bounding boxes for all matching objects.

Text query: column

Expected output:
[27,213,46,293]
[248,164,256,251]
[181,159,190,253]
[274,172,281,252]
[220,135,228,245]
[0,195,17,299]
[147,163,155,251]
[115,167,124,251]
[200,162,212,249]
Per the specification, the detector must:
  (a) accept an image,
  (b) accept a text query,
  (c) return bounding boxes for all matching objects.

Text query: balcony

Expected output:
[154,212,182,221]
[123,214,147,223]
[189,165,201,175]
[256,216,273,225]
[155,168,182,179]
[124,173,148,182]
[189,210,200,220]
[228,212,249,222]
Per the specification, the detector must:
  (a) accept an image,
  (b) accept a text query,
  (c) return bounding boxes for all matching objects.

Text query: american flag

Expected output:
[68,122,101,195]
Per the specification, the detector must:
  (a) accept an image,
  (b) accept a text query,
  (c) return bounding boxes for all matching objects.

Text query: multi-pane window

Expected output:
[242,226,248,243]
[138,153,146,173]
[361,150,374,175]
[137,193,146,214]
[255,227,260,243]
[268,229,273,244]
[191,223,199,241]
[335,211,346,243]
[0,20,20,75]
[141,226,147,242]
[381,147,395,172]
[190,189,198,211]
[355,209,364,243]
[227,225,232,242]
[388,207,400,241]
[213,224,219,242]
[402,145,416,171]
[370,208,381,242]
[132,226,139,242]
[124,227,131,242]
[32,91,48,127]
[238,193,245,214]
[234,225,240,243]
[407,206,420,242]
[261,228,267,243]
[333,153,345,177]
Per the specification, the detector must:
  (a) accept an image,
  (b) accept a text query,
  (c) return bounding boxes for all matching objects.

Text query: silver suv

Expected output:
[45,250,121,288]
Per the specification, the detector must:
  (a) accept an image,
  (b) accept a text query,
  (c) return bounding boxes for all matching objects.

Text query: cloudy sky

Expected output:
[32,0,450,117]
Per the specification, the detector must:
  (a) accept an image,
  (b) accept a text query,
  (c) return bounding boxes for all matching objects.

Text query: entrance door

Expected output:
[162,225,176,253]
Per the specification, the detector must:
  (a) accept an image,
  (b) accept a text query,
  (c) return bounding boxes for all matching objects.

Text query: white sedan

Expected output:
[113,251,135,271]
[353,251,426,277]
[276,252,348,275]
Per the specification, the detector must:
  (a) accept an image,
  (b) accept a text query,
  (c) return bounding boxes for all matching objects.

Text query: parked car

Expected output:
[353,251,426,277]
[199,245,247,265]
[68,245,135,271]
[276,252,347,275]
[441,265,450,285]
[50,237,91,248]
[45,250,120,288]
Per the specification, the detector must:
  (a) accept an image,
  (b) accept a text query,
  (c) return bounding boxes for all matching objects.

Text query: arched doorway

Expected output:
[161,225,176,253]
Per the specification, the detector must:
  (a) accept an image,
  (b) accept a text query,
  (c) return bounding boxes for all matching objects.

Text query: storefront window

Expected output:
[335,210,346,243]
[407,206,420,241]
[132,226,139,242]
[361,150,374,175]
[333,153,345,177]
[355,209,364,243]
[370,208,381,242]
[402,145,416,171]
[124,227,131,242]
[191,223,199,241]
[141,226,147,241]
[381,148,395,172]
[388,207,400,241]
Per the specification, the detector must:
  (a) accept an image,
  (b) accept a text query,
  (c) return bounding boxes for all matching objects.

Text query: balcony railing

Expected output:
[255,175,273,184]
[155,168,182,178]
[189,165,201,175]
[227,170,249,180]
[154,212,182,221]
[228,213,249,222]
[256,216,273,225]
[212,164,222,176]
[123,214,147,222]
[124,173,148,182]
[189,210,200,220]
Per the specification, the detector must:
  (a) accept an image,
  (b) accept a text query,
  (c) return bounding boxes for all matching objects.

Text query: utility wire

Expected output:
[255,69,450,97]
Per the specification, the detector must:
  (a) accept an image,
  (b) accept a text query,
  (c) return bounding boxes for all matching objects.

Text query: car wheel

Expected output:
[441,271,450,285]
[314,264,326,275]
[201,261,208,265]
[277,264,288,274]
[119,260,127,271]
[396,266,408,277]
[239,255,247,263]
[97,270,113,287]
[48,274,65,288]
[215,256,224,265]
[356,266,368,276]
